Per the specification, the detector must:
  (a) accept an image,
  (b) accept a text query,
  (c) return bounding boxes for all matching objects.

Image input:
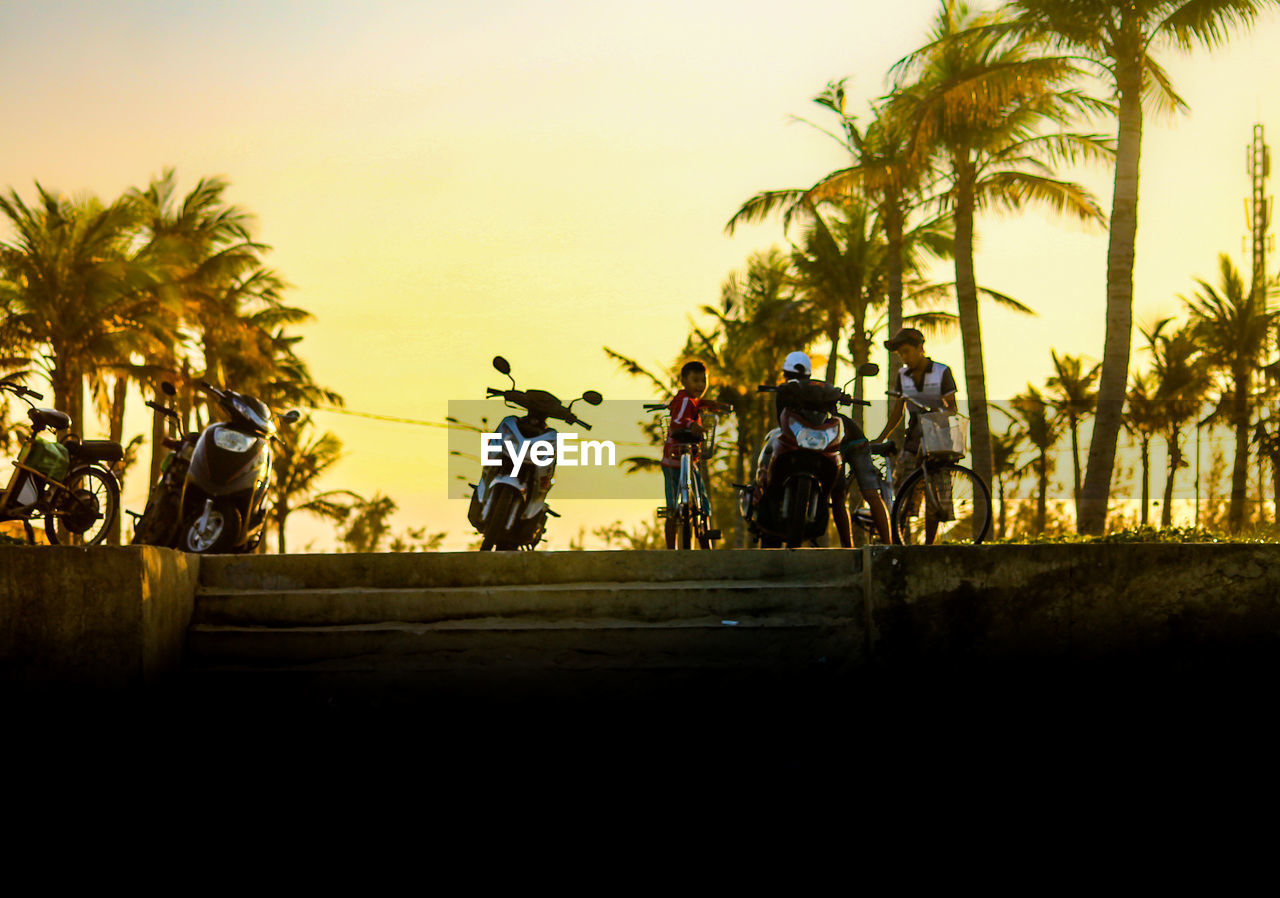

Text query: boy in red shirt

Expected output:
[661,361,727,549]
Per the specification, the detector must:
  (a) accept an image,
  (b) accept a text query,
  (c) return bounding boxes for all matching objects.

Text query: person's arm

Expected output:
[875,371,904,442]
[876,398,905,443]
[940,366,959,414]
[671,394,706,438]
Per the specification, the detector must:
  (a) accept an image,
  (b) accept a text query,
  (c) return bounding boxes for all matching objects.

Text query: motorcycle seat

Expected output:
[28,408,70,430]
[72,440,124,462]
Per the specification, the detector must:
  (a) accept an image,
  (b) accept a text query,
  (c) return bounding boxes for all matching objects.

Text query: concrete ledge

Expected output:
[871,543,1280,663]
[0,546,198,688]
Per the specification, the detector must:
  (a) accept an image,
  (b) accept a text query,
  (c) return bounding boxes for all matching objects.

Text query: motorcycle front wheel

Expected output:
[479,486,520,551]
[784,478,813,548]
[46,466,119,547]
[182,499,242,553]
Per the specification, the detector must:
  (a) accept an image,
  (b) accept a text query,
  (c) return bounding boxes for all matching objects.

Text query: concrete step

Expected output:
[197,549,862,592]
[185,616,857,673]
[192,579,860,627]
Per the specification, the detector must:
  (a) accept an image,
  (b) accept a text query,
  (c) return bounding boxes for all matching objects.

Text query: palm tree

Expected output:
[129,170,257,484]
[1124,371,1163,526]
[1140,318,1212,527]
[271,415,355,553]
[990,425,1024,538]
[1044,350,1101,509]
[1010,385,1064,533]
[1183,254,1279,531]
[727,81,937,387]
[988,0,1280,534]
[892,0,1111,498]
[0,185,167,438]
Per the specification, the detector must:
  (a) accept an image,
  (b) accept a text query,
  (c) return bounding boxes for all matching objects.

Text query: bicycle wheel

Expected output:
[891,461,991,546]
[46,466,119,546]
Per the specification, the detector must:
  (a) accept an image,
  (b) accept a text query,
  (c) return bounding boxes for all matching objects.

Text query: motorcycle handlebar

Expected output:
[1,382,41,400]
[486,387,505,397]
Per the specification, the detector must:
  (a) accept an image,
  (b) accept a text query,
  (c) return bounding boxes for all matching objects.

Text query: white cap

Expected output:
[783,351,812,378]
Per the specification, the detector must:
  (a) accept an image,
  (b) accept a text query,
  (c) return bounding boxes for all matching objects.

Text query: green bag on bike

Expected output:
[20,438,70,483]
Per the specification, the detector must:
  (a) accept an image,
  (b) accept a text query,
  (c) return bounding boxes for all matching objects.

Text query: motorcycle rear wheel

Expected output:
[46,466,118,547]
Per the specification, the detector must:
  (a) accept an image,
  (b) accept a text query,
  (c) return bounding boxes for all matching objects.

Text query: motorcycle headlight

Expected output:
[791,423,832,450]
[213,429,255,452]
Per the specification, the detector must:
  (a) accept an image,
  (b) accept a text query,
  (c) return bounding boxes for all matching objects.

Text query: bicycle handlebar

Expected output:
[1,381,42,401]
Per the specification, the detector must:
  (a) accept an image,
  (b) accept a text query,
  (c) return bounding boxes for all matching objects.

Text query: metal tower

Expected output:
[1247,124,1272,323]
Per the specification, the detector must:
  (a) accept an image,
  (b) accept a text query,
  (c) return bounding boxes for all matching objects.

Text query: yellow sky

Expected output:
[2,0,1279,547]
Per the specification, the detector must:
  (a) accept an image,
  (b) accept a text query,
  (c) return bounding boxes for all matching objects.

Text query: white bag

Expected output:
[920,410,968,458]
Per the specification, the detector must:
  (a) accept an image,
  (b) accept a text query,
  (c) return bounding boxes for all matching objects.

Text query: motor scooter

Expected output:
[738,379,868,548]
[467,356,601,550]
[133,380,299,553]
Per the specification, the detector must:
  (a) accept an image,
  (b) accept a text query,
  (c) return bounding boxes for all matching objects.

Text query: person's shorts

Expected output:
[835,416,880,493]
[841,438,881,492]
[663,464,710,514]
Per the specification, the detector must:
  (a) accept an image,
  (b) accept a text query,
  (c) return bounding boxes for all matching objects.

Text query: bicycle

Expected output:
[645,403,721,550]
[0,378,122,546]
[849,397,992,545]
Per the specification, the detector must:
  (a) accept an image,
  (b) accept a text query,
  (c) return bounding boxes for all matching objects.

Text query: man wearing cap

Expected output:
[876,327,958,496]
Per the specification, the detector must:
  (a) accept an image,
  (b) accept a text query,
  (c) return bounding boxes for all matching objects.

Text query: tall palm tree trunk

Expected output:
[50,359,84,439]
[997,477,1007,539]
[1230,369,1251,531]
[1069,417,1082,505]
[884,198,905,377]
[277,501,289,554]
[1162,430,1182,529]
[107,375,126,545]
[952,172,995,495]
[1080,57,1143,535]
[1139,437,1150,526]
[849,305,869,430]
[824,316,841,386]
[149,383,167,489]
[1036,453,1048,533]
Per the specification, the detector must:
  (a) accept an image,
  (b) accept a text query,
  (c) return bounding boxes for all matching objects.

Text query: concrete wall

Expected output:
[868,543,1280,666]
[8,542,1280,692]
[0,546,198,688]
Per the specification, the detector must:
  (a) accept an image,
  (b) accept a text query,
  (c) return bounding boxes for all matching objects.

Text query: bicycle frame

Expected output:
[650,407,720,549]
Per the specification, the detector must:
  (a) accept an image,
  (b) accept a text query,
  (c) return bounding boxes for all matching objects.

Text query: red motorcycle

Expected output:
[738,380,868,548]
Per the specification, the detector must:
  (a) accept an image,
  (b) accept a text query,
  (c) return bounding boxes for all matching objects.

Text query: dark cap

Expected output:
[884,327,925,350]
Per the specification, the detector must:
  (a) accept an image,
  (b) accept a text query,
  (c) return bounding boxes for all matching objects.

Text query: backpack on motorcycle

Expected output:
[19,438,71,483]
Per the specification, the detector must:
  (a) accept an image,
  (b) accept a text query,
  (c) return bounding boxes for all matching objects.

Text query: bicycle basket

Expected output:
[700,412,718,459]
[920,410,967,458]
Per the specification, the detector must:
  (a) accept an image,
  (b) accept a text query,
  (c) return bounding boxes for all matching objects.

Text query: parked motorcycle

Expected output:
[0,377,123,545]
[132,380,299,554]
[467,356,602,550]
[738,379,868,548]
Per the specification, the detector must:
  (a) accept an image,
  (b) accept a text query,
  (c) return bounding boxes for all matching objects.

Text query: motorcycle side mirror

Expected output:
[281,410,301,424]
[858,362,880,377]
[161,381,177,396]
[492,356,511,376]
[582,391,603,406]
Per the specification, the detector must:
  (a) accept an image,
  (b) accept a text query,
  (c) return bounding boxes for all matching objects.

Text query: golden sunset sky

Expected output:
[2,0,1279,547]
